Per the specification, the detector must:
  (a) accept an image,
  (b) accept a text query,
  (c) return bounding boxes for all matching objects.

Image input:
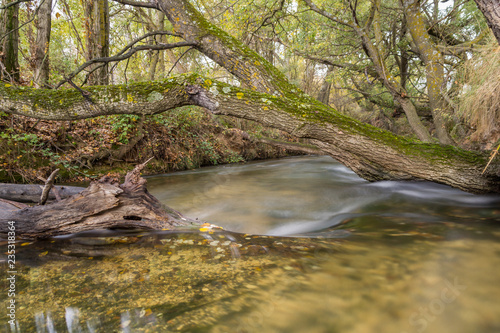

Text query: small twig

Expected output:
[482,144,500,175]
[38,169,60,205]
[166,47,194,77]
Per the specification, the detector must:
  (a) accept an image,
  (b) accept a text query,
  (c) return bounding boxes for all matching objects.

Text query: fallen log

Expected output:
[0,183,84,203]
[0,162,200,239]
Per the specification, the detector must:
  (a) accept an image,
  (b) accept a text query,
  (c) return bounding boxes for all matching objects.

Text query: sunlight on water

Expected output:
[1,156,500,332]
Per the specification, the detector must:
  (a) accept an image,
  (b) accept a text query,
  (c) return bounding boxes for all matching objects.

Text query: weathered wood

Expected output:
[38,168,59,205]
[0,198,28,219]
[0,162,199,238]
[0,183,84,203]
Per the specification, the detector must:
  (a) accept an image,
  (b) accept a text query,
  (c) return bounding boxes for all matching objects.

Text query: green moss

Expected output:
[0,84,84,110]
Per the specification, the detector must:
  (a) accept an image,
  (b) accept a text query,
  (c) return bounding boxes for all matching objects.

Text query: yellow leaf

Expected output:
[4,84,11,88]
[21,242,32,246]
[236,92,244,99]
[39,251,48,257]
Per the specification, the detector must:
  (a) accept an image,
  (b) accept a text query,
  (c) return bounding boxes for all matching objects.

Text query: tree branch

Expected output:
[303,0,355,28]
[112,0,159,9]
[57,30,194,88]
[38,169,60,206]
[0,0,32,10]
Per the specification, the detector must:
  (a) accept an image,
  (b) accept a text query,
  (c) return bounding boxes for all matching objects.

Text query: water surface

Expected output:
[1,156,500,333]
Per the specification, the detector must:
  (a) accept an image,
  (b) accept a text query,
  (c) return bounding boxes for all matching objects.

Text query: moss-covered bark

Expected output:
[1,73,499,193]
[403,0,455,145]
[1,0,498,193]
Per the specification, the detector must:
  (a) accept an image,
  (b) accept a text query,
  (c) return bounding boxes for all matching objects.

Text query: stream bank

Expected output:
[0,106,303,183]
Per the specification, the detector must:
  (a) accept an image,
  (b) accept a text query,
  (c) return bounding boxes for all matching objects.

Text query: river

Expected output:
[1,155,500,332]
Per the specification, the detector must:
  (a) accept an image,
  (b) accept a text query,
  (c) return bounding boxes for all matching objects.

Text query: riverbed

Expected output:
[1,156,500,332]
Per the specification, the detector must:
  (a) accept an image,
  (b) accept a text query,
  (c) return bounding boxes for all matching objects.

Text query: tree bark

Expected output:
[474,0,500,45]
[1,0,499,194]
[33,0,52,87]
[0,0,20,82]
[403,0,455,145]
[0,183,84,203]
[316,66,333,105]
[0,162,199,238]
[84,0,110,85]
[1,73,498,193]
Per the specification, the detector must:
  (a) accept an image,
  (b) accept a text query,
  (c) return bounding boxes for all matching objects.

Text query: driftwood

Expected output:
[0,162,199,239]
[0,183,84,203]
[38,169,60,205]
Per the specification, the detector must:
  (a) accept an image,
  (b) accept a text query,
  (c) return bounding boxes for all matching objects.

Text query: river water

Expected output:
[2,155,500,332]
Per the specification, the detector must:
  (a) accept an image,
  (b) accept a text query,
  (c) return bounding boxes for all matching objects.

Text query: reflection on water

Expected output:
[1,156,500,332]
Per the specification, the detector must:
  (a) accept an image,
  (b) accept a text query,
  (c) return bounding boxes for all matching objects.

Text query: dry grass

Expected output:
[458,45,500,148]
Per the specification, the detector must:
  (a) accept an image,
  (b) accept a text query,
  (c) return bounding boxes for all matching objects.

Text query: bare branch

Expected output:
[303,0,355,28]
[166,46,194,76]
[0,0,31,10]
[38,169,59,206]
[57,31,192,87]
[112,0,159,9]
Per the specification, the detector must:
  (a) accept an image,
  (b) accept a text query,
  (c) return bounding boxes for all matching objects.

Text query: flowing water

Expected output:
[1,155,500,333]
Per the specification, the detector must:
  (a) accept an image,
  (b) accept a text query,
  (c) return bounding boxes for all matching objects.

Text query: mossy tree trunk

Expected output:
[1,72,499,193]
[303,0,433,143]
[0,0,20,82]
[0,0,499,194]
[33,0,52,87]
[402,0,455,145]
[83,0,110,85]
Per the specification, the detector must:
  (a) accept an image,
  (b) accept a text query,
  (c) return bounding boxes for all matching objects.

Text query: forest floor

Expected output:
[0,106,304,184]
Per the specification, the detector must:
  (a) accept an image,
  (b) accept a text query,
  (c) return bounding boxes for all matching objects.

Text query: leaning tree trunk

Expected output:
[1,73,498,193]
[474,0,500,45]
[1,0,499,193]
[0,162,200,238]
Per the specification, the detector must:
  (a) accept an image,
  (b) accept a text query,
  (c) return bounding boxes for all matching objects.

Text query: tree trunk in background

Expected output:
[33,0,52,87]
[0,0,20,82]
[403,0,455,145]
[148,11,166,80]
[84,0,109,85]
[474,0,500,45]
[353,24,433,143]
[317,66,333,105]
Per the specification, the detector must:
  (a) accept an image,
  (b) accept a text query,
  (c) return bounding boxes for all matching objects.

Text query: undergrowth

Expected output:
[458,44,500,149]
[0,106,300,183]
